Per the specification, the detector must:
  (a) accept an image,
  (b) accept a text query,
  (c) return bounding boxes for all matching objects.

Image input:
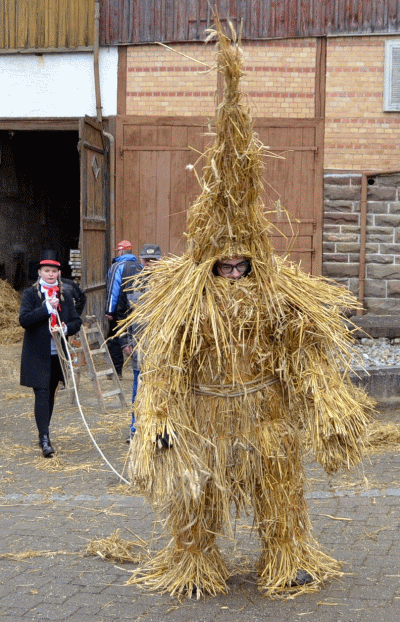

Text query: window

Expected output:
[384,40,400,111]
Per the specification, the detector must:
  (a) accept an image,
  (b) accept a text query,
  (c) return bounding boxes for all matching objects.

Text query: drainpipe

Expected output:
[93,1,116,257]
[357,169,400,315]
[93,2,102,123]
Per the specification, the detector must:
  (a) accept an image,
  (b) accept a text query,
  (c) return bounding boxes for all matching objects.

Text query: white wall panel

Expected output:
[0,48,118,118]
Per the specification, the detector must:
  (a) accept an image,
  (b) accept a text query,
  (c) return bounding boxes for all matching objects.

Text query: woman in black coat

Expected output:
[19,252,82,457]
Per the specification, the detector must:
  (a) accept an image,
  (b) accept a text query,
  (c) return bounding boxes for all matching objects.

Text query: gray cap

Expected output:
[139,243,162,259]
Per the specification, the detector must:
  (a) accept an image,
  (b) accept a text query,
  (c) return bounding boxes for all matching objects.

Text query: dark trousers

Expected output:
[107,319,123,376]
[33,355,63,438]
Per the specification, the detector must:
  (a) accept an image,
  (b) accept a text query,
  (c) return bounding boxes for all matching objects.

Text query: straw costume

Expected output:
[123,21,371,599]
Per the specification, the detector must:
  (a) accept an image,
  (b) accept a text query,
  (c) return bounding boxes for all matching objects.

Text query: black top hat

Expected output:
[39,249,61,267]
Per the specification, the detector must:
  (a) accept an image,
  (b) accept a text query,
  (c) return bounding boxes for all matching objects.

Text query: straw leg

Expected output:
[251,423,341,594]
[129,480,230,598]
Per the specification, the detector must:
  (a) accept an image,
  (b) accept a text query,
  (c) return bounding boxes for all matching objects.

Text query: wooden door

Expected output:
[79,116,109,325]
[255,119,324,274]
[116,116,323,274]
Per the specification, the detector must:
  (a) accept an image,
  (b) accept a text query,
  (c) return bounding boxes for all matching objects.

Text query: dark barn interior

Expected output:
[0,129,80,290]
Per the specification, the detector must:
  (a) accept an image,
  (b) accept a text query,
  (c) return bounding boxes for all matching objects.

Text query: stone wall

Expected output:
[323,172,400,315]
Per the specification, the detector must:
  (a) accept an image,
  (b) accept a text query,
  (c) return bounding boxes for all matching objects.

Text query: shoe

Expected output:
[39,435,55,458]
[182,583,197,597]
[156,429,173,449]
[126,431,136,444]
[291,569,314,586]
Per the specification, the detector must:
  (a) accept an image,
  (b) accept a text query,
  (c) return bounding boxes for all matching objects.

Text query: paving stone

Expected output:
[1,345,400,622]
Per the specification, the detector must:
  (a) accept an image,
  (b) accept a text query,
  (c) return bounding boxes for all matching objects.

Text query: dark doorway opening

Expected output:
[0,129,80,290]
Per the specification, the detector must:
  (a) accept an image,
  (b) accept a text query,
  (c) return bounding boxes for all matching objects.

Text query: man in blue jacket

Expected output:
[105,240,142,377]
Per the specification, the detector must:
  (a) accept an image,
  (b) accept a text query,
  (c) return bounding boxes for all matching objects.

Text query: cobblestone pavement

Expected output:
[1,344,400,622]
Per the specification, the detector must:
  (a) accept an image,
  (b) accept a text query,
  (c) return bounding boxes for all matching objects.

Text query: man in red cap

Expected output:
[105,240,142,377]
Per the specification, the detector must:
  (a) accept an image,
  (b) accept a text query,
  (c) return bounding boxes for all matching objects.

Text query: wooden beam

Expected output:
[315,37,327,118]
[117,46,127,116]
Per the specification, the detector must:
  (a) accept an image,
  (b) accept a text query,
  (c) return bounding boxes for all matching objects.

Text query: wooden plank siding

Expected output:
[79,116,109,328]
[100,0,400,45]
[0,0,94,52]
[116,116,323,274]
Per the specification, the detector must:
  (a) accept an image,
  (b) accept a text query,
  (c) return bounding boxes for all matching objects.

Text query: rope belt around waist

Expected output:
[194,374,279,398]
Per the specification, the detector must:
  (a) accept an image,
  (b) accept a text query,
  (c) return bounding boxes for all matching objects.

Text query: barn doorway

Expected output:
[0,129,80,290]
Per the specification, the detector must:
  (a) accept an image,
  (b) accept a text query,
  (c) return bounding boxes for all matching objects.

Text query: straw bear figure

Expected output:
[123,21,371,599]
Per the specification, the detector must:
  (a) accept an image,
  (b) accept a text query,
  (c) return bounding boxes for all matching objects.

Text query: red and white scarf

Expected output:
[40,279,60,329]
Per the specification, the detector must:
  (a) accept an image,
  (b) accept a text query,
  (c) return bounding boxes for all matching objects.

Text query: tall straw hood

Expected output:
[185,21,274,265]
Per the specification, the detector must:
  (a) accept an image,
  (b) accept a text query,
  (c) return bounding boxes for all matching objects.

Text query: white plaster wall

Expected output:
[0,48,118,117]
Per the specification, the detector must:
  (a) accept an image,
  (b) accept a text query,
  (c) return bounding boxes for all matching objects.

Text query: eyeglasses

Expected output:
[217,260,250,275]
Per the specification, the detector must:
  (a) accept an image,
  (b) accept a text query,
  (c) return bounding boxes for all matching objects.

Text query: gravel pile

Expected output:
[351,338,400,369]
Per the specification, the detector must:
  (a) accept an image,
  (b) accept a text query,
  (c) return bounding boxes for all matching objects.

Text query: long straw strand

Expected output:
[52,313,131,485]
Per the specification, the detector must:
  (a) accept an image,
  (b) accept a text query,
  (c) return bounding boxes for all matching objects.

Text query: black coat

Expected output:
[19,285,82,388]
[61,278,87,316]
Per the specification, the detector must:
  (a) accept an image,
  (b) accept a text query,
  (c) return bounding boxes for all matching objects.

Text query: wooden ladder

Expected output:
[78,317,127,413]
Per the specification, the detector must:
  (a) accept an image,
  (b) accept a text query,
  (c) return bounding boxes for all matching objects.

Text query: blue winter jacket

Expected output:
[105,254,142,316]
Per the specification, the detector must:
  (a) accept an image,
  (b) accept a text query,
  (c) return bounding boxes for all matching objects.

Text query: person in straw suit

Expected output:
[121,20,372,599]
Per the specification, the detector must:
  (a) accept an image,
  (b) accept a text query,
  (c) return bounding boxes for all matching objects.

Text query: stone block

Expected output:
[367,186,397,201]
[366,264,400,279]
[374,173,400,185]
[341,225,360,234]
[324,174,359,186]
[325,277,350,288]
[324,185,360,201]
[379,244,400,255]
[364,280,386,297]
[366,201,389,214]
[322,242,335,253]
[322,262,359,278]
[389,202,400,214]
[364,297,400,314]
[366,233,393,243]
[387,281,400,297]
[323,254,348,262]
[324,234,358,244]
[352,313,400,339]
[365,254,394,264]
[323,200,354,213]
[323,224,340,233]
[348,278,359,295]
[375,214,400,227]
[324,212,359,225]
[336,242,361,253]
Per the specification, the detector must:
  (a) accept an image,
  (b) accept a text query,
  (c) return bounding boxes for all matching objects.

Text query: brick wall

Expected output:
[125,36,400,169]
[323,172,400,314]
[325,36,400,170]
[126,40,316,118]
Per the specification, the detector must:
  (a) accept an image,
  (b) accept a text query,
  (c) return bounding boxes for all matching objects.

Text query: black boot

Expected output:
[39,435,55,458]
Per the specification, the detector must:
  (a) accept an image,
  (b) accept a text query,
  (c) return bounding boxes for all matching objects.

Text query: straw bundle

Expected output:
[0,279,23,344]
[86,529,146,564]
[121,18,371,599]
